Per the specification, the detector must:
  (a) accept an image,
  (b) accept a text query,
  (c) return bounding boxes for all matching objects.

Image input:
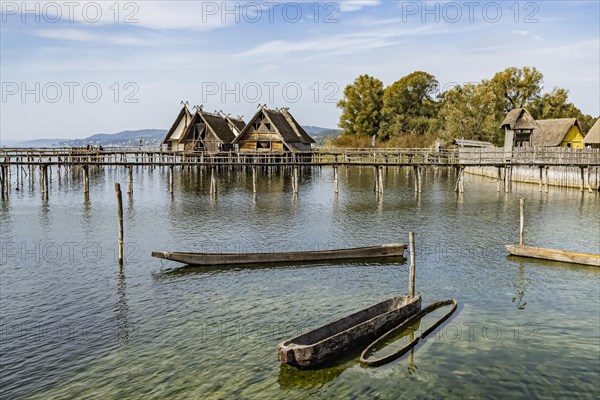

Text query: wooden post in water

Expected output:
[114,182,124,268]
[168,165,174,194]
[539,167,543,192]
[83,165,89,194]
[377,166,384,194]
[252,165,257,193]
[544,167,549,193]
[293,166,299,194]
[414,166,419,193]
[519,198,525,247]
[497,167,501,192]
[409,231,416,298]
[579,167,584,192]
[43,165,49,198]
[418,167,423,193]
[210,166,216,194]
[333,165,339,194]
[127,166,133,194]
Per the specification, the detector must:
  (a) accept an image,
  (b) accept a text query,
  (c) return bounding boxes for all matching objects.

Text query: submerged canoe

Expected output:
[152,244,405,267]
[360,299,457,367]
[278,295,421,368]
[506,245,600,267]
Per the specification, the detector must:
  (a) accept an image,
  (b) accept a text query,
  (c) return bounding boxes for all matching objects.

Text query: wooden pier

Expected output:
[1,147,599,198]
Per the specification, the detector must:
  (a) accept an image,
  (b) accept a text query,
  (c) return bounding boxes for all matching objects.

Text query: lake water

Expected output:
[1,166,599,399]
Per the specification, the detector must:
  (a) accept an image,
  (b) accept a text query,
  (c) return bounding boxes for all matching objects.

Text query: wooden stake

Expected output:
[252,165,257,193]
[497,167,501,192]
[519,198,525,247]
[333,165,339,194]
[544,167,549,193]
[210,166,216,194]
[168,165,174,194]
[127,166,133,194]
[293,166,299,194]
[409,231,416,298]
[539,166,543,192]
[83,165,89,193]
[115,182,124,268]
[418,167,423,193]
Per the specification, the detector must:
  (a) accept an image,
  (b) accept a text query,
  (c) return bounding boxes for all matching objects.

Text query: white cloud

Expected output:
[33,28,148,46]
[339,0,381,12]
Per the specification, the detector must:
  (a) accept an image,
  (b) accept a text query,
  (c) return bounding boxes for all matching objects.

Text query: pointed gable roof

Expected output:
[181,109,238,144]
[226,115,246,135]
[532,118,580,146]
[500,108,539,131]
[583,118,600,145]
[233,107,315,146]
[163,105,192,144]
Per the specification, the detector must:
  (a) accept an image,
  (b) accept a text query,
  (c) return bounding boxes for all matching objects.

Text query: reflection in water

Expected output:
[115,271,131,345]
[512,262,530,310]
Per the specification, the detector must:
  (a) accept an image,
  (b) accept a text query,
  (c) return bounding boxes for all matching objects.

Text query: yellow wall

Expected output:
[560,126,584,149]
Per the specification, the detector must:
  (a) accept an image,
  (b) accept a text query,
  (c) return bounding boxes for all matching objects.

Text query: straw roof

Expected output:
[182,110,239,143]
[531,118,580,147]
[500,108,539,130]
[233,107,315,145]
[583,118,599,145]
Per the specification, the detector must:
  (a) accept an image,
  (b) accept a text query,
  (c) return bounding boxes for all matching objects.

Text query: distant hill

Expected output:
[2,126,338,147]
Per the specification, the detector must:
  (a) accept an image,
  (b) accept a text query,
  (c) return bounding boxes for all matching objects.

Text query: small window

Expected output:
[253,123,260,131]
[265,123,271,130]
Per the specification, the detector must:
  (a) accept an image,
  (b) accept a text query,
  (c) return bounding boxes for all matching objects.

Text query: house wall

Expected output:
[560,126,584,149]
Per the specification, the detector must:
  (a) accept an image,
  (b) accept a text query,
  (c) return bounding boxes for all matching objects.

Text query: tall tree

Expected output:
[439,81,501,144]
[529,88,595,132]
[490,66,544,112]
[337,75,384,138]
[379,71,439,139]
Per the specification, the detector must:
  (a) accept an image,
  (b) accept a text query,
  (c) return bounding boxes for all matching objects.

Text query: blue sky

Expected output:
[1,0,599,140]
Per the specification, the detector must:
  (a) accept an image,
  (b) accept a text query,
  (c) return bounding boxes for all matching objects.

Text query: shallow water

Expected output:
[1,166,599,399]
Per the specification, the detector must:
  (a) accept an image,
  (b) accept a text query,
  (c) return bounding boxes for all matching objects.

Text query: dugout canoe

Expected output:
[152,244,405,267]
[505,245,600,267]
[278,295,421,368]
[360,299,458,367]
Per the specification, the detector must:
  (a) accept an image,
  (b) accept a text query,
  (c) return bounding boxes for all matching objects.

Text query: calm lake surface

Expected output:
[1,166,599,399]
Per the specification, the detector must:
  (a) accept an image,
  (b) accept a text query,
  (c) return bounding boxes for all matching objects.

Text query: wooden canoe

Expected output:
[360,299,457,367]
[278,295,421,368]
[152,244,405,267]
[506,245,600,267]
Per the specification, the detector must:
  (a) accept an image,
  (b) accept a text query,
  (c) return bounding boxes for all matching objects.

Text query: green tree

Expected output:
[490,66,544,113]
[337,74,384,138]
[379,71,440,139]
[439,81,501,144]
[529,88,595,132]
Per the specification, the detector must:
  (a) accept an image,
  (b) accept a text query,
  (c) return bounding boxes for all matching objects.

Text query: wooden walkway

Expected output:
[1,147,599,196]
[2,147,599,167]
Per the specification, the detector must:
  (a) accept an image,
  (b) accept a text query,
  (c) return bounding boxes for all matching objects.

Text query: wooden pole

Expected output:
[378,166,384,194]
[414,166,419,193]
[115,182,124,268]
[544,167,549,193]
[539,167,543,192]
[519,198,525,247]
[497,167,501,192]
[168,165,174,194]
[83,165,89,194]
[127,166,133,194]
[252,165,257,193]
[210,166,216,194]
[418,167,423,193]
[409,231,416,298]
[44,166,49,198]
[580,167,584,192]
[293,166,299,194]
[333,165,339,194]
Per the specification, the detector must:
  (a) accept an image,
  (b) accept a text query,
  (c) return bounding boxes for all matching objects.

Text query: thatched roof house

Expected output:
[583,118,600,148]
[501,108,539,149]
[163,106,244,152]
[163,105,193,151]
[233,106,315,152]
[226,115,246,136]
[532,118,584,148]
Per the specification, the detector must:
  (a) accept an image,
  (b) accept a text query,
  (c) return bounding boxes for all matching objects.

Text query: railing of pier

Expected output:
[1,147,599,166]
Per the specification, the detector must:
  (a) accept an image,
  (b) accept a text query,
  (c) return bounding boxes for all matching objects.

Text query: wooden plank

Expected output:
[506,245,600,267]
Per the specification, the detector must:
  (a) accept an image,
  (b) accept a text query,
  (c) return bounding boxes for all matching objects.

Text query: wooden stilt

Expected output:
[333,165,339,194]
[539,166,543,192]
[519,198,525,247]
[409,231,416,298]
[293,166,299,194]
[544,167,549,193]
[497,167,501,192]
[168,165,174,194]
[418,167,423,193]
[414,166,419,193]
[115,182,124,269]
[83,165,89,194]
[252,165,257,193]
[580,167,584,192]
[210,166,216,194]
[127,166,133,194]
